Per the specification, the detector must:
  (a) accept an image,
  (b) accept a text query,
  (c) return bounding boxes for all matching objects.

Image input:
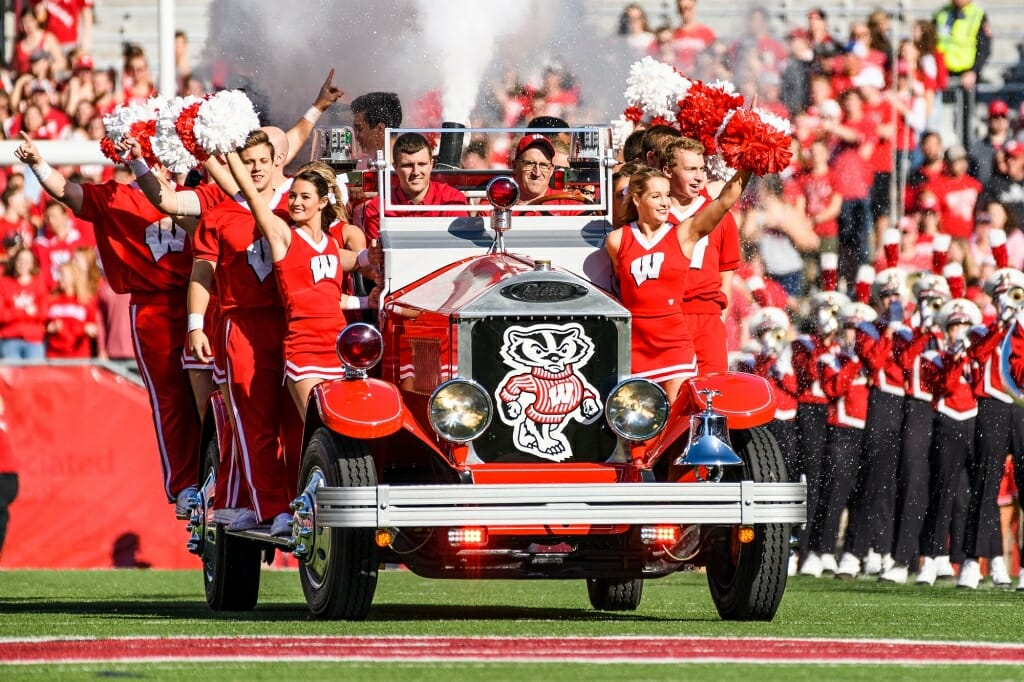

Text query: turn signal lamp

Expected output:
[448,527,488,547]
[640,525,682,545]
[738,526,755,544]
[361,170,378,194]
[375,528,394,548]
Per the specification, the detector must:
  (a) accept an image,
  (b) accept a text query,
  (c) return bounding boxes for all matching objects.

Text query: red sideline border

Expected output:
[3,635,1024,665]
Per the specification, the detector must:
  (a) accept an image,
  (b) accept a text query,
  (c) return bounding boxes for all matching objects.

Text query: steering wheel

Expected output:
[525,190,592,205]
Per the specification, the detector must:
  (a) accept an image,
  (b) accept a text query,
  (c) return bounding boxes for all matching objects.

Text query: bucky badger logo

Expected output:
[495,322,602,461]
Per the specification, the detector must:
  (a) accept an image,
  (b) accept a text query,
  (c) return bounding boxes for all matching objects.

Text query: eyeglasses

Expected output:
[518,160,554,173]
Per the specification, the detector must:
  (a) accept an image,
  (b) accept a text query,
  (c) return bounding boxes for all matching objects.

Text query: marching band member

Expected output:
[881,270,950,583]
[744,304,799,476]
[795,254,847,577]
[806,301,873,578]
[958,233,1023,589]
[839,245,912,579]
[916,291,981,587]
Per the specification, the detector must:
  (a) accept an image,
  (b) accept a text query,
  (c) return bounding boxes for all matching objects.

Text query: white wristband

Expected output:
[187,313,205,332]
[357,249,371,269]
[31,162,53,183]
[342,296,370,310]
[303,106,322,124]
[129,158,151,178]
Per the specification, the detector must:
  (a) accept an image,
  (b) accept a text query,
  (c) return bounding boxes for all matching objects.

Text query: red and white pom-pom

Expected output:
[943,262,965,299]
[676,80,742,154]
[716,107,793,176]
[856,265,875,304]
[175,96,209,164]
[152,96,202,174]
[194,90,260,154]
[820,252,839,292]
[989,228,1009,268]
[931,233,952,274]
[623,56,691,124]
[747,274,769,307]
[101,98,162,165]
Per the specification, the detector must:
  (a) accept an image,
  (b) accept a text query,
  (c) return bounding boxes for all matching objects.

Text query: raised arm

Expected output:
[120,136,207,218]
[682,168,753,243]
[14,132,85,214]
[285,69,344,165]
[225,151,291,262]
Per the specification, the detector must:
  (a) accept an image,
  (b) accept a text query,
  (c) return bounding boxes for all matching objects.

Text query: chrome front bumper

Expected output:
[309,482,807,528]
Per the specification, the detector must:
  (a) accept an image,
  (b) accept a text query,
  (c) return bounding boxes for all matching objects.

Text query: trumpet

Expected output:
[759,329,787,356]
[918,297,944,330]
[998,287,1024,324]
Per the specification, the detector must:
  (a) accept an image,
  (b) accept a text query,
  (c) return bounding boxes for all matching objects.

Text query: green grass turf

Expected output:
[2,569,1024,680]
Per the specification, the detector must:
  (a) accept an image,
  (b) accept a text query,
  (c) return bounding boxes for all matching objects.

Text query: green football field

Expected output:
[2,568,1024,680]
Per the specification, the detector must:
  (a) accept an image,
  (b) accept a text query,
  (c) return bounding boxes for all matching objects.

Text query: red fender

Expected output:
[643,371,776,463]
[312,378,443,454]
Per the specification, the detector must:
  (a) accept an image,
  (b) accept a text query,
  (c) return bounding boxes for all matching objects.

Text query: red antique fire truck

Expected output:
[185,126,806,621]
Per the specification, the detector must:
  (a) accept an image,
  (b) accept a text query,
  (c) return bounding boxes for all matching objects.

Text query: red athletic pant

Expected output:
[223,313,302,521]
[130,303,202,501]
[683,311,728,375]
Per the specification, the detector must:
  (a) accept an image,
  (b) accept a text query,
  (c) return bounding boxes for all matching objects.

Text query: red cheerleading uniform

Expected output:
[677,191,740,376]
[76,181,200,503]
[274,228,347,382]
[192,186,302,522]
[615,222,697,383]
[361,179,468,240]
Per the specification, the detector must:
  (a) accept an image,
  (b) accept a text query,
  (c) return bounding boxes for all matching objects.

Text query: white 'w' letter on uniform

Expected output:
[630,252,664,287]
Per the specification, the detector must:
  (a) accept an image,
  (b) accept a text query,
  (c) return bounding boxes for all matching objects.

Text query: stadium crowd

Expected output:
[0,0,1023,586]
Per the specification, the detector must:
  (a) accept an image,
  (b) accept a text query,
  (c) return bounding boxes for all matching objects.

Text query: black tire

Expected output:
[200,437,262,611]
[586,577,643,611]
[704,426,790,621]
[298,428,379,620]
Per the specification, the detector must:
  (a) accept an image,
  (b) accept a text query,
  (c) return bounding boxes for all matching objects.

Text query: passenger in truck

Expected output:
[360,132,468,240]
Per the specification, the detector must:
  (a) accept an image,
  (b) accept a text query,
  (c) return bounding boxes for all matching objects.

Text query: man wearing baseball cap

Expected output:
[969,100,1012,185]
[512,133,557,203]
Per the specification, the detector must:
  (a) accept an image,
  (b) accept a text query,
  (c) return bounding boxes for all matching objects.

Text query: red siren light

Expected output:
[486,176,520,209]
[336,322,383,372]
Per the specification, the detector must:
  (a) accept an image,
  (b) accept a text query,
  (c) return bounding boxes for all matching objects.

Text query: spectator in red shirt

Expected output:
[792,137,843,253]
[671,0,716,74]
[121,43,157,104]
[824,87,876,290]
[10,7,64,75]
[925,143,982,240]
[44,260,96,358]
[0,247,48,360]
[0,184,36,250]
[856,66,897,227]
[30,0,92,54]
[33,201,90,289]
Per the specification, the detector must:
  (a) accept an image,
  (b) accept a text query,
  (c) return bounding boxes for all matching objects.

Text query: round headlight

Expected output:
[335,323,383,373]
[429,379,493,443]
[605,378,669,442]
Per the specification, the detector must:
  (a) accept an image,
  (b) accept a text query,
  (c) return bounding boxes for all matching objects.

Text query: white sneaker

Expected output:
[935,555,956,580]
[820,553,839,574]
[863,550,882,576]
[800,552,824,578]
[226,509,259,532]
[788,552,798,576]
[269,512,293,538]
[879,563,909,584]
[957,558,981,589]
[990,556,1012,588]
[916,557,937,586]
[1016,572,1024,592]
[881,553,895,573]
[836,552,861,579]
[174,485,199,520]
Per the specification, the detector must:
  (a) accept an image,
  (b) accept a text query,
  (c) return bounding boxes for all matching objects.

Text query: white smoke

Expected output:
[413,0,535,124]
